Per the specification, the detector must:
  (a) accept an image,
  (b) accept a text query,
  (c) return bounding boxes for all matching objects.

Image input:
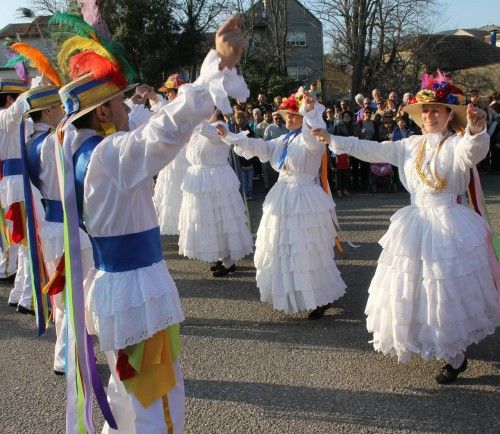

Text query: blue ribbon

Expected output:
[89,227,163,272]
[45,199,63,223]
[19,120,47,336]
[277,127,301,170]
[27,131,50,190]
[3,158,23,176]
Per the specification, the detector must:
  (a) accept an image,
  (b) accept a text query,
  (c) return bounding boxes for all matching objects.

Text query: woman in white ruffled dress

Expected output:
[314,73,499,383]
[178,111,253,276]
[218,90,346,319]
[154,74,190,235]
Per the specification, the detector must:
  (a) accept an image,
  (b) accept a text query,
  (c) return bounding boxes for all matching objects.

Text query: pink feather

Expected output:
[421,73,434,90]
[77,0,111,39]
[435,69,450,84]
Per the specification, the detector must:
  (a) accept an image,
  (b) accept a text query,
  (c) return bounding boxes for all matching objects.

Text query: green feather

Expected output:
[101,39,137,84]
[49,13,97,39]
[4,55,27,68]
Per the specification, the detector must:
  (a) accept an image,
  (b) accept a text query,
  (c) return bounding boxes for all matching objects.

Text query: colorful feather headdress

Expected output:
[404,69,467,130]
[159,73,186,92]
[50,13,137,121]
[7,42,63,113]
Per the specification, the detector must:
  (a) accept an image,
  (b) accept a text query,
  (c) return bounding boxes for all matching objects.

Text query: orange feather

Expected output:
[10,42,62,87]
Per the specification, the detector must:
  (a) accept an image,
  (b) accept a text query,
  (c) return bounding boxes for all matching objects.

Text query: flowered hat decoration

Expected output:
[159,73,186,92]
[278,87,306,118]
[404,69,467,130]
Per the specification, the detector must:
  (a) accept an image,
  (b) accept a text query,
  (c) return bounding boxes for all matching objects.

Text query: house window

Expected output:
[286,32,307,47]
[287,65,308,81]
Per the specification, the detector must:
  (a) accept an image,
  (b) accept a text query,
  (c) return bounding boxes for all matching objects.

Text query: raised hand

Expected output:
[216,124,228,138]
[215,16,246,70]
[466,103,487,135]
[311,128,331,144]
[303,91,316,113]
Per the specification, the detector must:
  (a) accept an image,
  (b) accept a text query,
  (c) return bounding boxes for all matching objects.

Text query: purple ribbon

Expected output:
[60,121,117,432]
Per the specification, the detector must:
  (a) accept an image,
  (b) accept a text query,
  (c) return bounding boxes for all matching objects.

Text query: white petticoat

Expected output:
[0,175,24,209]
[255,172,346,313]
[365,198,498,363]
[39,221,92,262]
[154,148,190,235]
[85,260,185,351]
[178,164,253,261]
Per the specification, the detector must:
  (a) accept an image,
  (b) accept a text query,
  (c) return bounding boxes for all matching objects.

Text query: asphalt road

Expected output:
[0,174,499,434]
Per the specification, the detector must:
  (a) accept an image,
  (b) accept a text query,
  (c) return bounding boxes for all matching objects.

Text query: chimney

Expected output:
[491,29,497,47]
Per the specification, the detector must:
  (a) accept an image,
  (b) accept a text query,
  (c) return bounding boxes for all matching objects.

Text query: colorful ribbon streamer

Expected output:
[56,119,117,433]
[19,120,49,335]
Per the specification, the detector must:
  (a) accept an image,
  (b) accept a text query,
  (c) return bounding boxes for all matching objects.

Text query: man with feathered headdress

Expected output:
[52,13,247,433]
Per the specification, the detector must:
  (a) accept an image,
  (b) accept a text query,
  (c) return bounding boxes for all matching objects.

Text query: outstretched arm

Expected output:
[92,16,249,191]
[455,104,489,170]
[313,128,400,165]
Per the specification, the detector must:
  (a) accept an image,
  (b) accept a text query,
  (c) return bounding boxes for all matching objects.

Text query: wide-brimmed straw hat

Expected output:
[59,71,136,122]
[278,87,306,118]
[0,78,29,94]
[404,70,467,130]
[158,73,186,92]
[23,85,61,114]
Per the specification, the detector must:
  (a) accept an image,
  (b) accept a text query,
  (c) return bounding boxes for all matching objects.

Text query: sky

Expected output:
[0,0,498,32]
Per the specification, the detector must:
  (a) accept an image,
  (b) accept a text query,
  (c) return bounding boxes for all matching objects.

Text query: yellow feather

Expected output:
[57,36,118,78]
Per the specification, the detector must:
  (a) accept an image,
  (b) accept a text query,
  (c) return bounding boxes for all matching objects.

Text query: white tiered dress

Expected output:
[224,106,346,313]
[329,129,499,363]
[154,145,190,235]
[178,121,253,261]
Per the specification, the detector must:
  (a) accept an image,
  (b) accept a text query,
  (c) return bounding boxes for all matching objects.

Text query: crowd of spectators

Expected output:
[223,86,500,200]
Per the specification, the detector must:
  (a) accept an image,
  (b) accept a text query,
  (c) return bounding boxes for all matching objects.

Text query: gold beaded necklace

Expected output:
[415,131,452,191]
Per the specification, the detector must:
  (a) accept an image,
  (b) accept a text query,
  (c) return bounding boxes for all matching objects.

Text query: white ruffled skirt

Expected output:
[154,148,190,235]
[0,175,25,209]
[40,221,92,263]
[85,260,185,351]
[178,164,253,262]
[365,195,498,363]
[255,172,346,313]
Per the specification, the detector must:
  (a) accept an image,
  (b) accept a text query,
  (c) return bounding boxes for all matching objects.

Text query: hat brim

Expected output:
[66,83,138,124]
[277,109,303,118]
[404,102,467,130]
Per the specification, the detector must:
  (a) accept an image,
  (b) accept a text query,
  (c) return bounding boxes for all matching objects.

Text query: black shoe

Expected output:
[17,304,35,316]
[0,274,16,283]
[210,261,223,271]
[54,369,65,376]
[8,302,17,308]
[212,263,236,277]
[435,356,468,384]
[308,303,334,320]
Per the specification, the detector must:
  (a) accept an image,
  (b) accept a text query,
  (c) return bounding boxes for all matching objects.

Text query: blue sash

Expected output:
[277,127,301,170]
[45,199,63,223]
[73,135,104,220]
[27,131,50,190]
[3,158,23,176]
[73,135,163,272]
[90,226,163,272]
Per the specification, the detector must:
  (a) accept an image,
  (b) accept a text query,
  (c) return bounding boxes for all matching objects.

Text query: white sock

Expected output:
[446,352,465,369]
[222,257,234,269]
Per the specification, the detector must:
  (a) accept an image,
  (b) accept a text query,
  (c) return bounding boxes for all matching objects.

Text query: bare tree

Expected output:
[307,0,438,98]
[26,0,75,14]
[172,0,229,80]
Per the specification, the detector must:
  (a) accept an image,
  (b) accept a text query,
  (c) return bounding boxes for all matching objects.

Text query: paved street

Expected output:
[1,174,499,434]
